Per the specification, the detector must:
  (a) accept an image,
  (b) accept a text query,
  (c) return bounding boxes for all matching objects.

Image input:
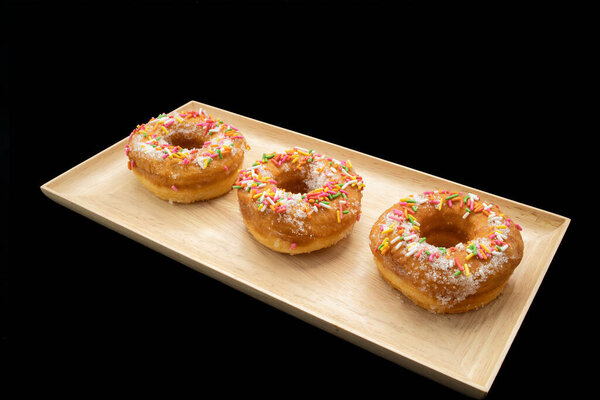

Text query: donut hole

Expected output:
[276,169,311,194]
[165,131,206,149]
[420,226,471,248]
[419,215,473,248]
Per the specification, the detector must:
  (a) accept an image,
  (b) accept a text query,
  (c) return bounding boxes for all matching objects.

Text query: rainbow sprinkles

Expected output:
[126,108,247,172]
[374,189,523,278]
[233,147,365,225]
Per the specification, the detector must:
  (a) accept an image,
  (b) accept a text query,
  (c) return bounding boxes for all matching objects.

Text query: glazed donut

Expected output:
[369,189,524,313]
[234,147,365,254]
[126,109,249,203]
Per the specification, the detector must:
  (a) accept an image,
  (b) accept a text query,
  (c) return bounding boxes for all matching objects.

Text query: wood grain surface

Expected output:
[41,100,569,398]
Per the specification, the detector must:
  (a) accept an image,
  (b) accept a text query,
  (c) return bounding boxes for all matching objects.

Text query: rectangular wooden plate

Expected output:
[40,100,569,398]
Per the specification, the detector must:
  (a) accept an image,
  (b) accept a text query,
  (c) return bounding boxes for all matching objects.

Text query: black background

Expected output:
[5,0,592,398]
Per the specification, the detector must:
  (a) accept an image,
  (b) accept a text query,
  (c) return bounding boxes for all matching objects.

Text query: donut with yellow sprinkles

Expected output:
[234,147,365,254]
[126,108,249,203]
[369,189,524,313]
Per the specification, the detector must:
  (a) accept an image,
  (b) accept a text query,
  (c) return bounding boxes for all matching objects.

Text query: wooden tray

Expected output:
[40,100,569,398]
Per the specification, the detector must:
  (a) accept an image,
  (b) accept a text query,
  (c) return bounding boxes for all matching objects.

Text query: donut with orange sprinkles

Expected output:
[126,108,249,203]
[234,147,365,254]
[369,189,524,313]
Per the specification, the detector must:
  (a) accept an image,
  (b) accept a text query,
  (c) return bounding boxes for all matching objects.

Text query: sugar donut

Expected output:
[369,189,524,313]
[126,109,249,203]
[234,147,365,254]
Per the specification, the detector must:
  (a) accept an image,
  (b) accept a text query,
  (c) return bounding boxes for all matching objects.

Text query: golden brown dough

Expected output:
[126,109,249,203]
[369,189,524,313]
[234,147,365,254]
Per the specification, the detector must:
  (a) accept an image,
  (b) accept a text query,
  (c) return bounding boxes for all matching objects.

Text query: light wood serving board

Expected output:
[41,100,569,398]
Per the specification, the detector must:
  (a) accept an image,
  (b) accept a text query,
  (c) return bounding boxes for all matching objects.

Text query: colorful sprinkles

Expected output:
[233,147,365,224]
[374,189,523,279]
[126,108,249,170]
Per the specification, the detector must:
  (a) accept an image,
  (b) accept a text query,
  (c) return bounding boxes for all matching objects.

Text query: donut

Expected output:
[234,147,365,254]
[126,108,249,203]
[369,189,524,313]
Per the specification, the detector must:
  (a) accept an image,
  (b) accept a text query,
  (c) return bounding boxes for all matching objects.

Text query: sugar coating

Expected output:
[234,147,365,237]
[373,190,522,306]
[126,109,248,170]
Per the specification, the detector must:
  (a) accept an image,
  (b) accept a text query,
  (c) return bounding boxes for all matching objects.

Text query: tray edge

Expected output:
[39,99,572,399]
